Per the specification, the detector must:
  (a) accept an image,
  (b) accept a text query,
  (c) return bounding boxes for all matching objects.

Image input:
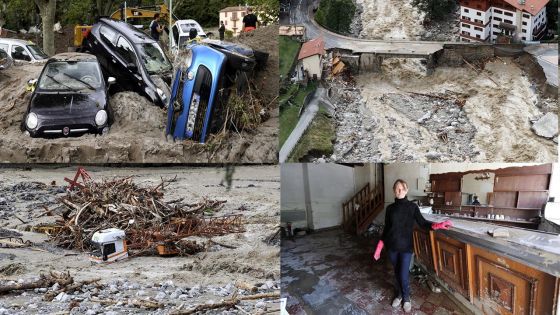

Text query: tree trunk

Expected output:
[34,0,56,56]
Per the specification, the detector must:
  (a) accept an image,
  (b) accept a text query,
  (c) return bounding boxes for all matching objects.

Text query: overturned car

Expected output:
[22,53,114,138]
[166,40,268,143]
[82,18,172,108]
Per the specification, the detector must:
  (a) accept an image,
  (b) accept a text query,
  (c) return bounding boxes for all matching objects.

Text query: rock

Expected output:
[531,112,558,138]
[255,301,267,309]
[179,294,189,300]
[265,280,275,289]
[27,304,37,309]
[51,283,60,291]
[136,290,146,297]
[317,158,326,163]
[155,291,167,301]
[425,152,441,160]
[104,311,119,315]
[85,310,97,315]
[38,288,47,293]
[109,284,118,293]
[0,308,9,315]
[553,137,558,144]
[55,292,69,302]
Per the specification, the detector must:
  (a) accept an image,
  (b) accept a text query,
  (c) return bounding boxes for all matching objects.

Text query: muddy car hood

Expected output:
[30,91,106,117]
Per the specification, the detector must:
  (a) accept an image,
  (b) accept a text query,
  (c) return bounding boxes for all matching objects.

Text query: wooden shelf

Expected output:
[441,215,537,225]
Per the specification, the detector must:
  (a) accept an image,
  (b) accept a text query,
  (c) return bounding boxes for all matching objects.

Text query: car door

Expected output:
[95,25,119,77]
[11,44,32,62]
[114,35,140,91]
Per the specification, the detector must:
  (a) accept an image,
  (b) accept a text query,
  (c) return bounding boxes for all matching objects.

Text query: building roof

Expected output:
[220,6,251,13]
[297,37,325,60]
[502,0,549,15]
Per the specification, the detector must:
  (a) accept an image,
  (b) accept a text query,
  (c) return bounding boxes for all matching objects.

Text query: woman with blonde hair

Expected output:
[373,179,452,313]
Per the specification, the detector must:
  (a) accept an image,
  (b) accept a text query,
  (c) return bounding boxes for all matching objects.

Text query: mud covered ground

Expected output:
[0,165,280,314]
[0,26,279,164]
[331,57,557,162]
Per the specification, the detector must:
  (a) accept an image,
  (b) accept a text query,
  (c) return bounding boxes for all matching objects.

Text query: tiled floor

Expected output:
[281,229,467,315]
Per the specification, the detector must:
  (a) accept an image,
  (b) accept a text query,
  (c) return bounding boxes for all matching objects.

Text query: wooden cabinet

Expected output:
[431,179,461,193]
[470,246,557,315]
[412,228,434,272]
[434,233,469,299]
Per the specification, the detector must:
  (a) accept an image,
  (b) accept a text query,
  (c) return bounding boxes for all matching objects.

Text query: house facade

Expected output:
[458,0,549,42]
[296,37,325,81]
[219,6,251,36]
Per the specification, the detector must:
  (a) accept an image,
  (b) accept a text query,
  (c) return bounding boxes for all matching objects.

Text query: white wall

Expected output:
[461,173,495,204]
[280,164,378,230]
[302,54,322,79]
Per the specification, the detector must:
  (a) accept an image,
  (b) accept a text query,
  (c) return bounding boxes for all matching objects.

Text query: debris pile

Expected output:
[48,173,243,256]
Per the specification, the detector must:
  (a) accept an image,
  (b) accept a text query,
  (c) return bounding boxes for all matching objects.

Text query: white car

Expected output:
[0,38,48,63]
[170,19,207,54]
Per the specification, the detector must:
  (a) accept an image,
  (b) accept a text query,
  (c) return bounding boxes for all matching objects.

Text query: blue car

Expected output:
[166,45,227,143]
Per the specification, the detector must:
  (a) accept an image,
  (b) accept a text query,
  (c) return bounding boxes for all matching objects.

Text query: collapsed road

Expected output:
[0,165,280,314]
[0,25,279,164]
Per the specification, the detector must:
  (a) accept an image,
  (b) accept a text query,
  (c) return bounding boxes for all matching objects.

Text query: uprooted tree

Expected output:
[34,0,57,56]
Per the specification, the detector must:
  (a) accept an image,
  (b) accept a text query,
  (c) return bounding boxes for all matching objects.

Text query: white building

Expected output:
[296,37,325,81]
[458,0,549,43]
[219,6,251,37]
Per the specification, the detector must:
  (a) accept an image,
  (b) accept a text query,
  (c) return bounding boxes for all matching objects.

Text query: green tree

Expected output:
[315,0,355,34]
[412,0,456,21]
[0,0,37,30]
[248,0,279,25]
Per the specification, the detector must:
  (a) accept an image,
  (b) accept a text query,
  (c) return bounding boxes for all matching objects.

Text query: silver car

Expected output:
[0,38,48,63]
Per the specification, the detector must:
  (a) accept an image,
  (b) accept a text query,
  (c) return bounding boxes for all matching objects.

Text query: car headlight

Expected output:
[186,93,201,133]
[95,110,108,126]
[156,88,167,102]
[180,49,193,69]
[26,113,38,130]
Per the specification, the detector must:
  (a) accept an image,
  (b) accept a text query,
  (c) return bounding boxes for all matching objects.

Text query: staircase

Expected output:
[342,183,384,235]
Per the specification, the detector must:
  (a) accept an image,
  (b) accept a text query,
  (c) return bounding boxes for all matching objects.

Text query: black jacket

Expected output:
[381,197,433,253]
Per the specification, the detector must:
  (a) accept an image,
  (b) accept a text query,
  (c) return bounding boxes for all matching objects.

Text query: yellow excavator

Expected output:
[74,4,177,47]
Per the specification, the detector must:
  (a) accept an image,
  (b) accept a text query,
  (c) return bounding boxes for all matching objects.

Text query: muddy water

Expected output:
[357,0,425,40]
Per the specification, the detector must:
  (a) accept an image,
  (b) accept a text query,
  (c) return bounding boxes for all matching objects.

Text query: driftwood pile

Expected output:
[45,175,244,255]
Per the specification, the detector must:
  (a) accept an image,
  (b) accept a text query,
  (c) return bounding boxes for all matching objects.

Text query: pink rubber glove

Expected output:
[432,220,453,230]
[373,240,384,261]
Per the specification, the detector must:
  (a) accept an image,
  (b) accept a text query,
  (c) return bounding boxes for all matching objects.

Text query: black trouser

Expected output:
[388,250,413,302]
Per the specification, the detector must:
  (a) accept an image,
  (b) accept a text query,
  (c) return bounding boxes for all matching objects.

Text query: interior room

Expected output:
[281,163,560,315]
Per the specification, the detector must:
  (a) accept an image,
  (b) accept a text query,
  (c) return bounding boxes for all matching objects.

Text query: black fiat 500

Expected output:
[22,53,114,137]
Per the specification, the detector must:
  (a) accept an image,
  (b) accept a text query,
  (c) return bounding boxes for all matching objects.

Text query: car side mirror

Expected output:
[127,63,137,73]
[26,79,38,92]
[107,77,116,85]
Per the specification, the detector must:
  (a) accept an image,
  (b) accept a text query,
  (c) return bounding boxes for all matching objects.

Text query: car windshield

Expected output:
[179,23,203,34]
[38,61,102,91]
[137,42,172,74]
[27,44,48,60]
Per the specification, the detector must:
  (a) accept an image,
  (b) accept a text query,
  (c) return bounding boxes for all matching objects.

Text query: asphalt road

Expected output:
[283,0,444,55]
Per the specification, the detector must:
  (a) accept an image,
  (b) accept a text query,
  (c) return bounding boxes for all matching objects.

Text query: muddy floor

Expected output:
[331,57,557,162]
[0,26,279,164]
[0,165,280,314]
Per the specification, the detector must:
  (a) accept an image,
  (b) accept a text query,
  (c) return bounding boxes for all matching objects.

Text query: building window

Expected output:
[503,19,513,24]
[463,23,471,28]
[462,31,470,36]
[495,9,503,14]
[464,8,469,13]
[504,12,513,17]
[493,31,500,35]
[477,12,482,16]
[522,21,527,26]
[494,17,502,22]
[522,37,526,40]
[475,27,483,31]
[523,13,530,19]
[476,34,481,38]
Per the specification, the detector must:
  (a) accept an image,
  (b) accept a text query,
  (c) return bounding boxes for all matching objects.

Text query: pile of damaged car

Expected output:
[166,35,268,143]
[21,17,174,138]
[20,15,268,143]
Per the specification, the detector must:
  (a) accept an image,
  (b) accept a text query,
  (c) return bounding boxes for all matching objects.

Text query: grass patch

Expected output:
[279,82,318,148]
[279,36,301,77]
[288,106,335,162]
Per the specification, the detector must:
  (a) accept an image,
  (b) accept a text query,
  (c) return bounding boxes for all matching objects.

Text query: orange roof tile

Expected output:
[297,37,325,60]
